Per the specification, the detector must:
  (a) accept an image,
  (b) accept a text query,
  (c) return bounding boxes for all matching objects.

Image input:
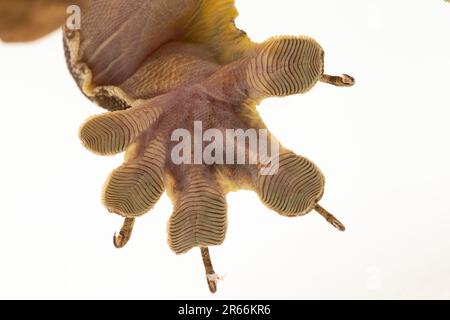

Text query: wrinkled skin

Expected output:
[1,0,354,293]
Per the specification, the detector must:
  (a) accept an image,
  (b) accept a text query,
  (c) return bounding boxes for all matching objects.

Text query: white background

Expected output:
[0,0,449,299]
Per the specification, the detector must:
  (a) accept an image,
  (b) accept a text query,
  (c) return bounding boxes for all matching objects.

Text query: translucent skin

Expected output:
[1,0,354,293]
[76,42,328,253]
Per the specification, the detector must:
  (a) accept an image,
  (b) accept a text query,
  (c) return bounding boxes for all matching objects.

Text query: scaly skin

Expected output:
[1,0,354,293]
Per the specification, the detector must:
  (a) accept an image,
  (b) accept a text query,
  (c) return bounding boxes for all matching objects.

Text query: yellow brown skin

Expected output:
[2,0,354,293]
[0,0,85,42]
